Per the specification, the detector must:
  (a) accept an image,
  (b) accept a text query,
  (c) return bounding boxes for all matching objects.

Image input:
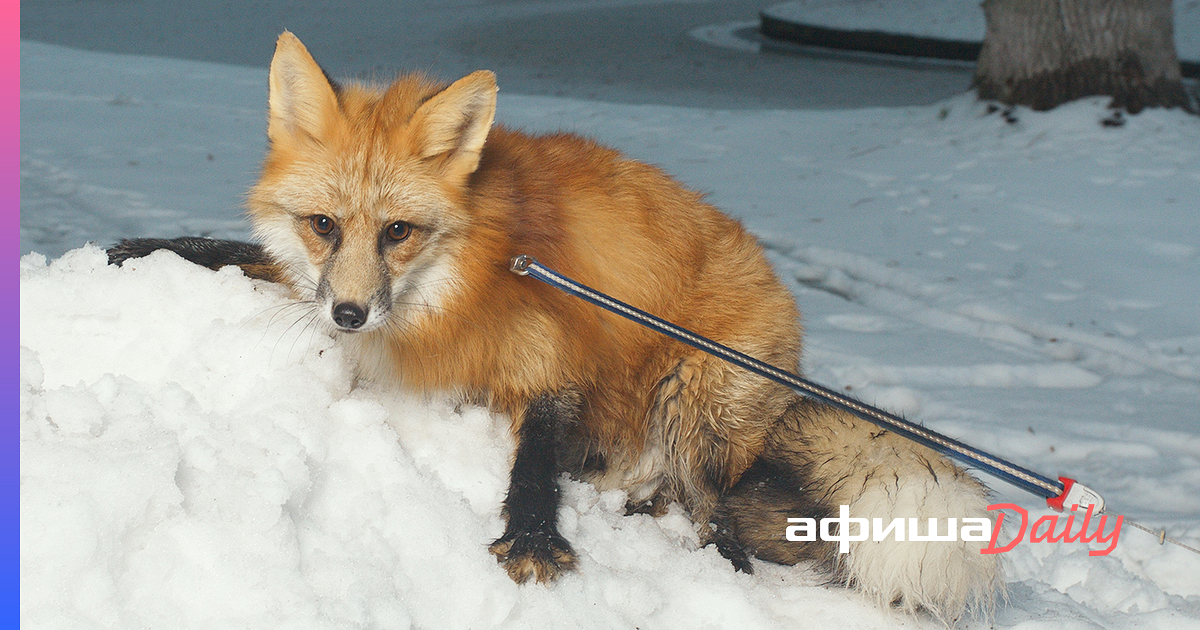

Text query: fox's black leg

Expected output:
[709,509,755,574]
[489,392,579,583]
[107,237,285,283]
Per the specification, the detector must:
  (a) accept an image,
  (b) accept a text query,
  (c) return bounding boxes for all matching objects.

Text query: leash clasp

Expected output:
[510,255,535,276]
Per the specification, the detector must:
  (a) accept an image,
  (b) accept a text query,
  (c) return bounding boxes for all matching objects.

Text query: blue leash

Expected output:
[510,254,1200,555]
[509,254,1096,510]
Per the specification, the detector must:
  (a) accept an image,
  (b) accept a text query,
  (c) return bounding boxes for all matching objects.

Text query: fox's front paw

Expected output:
[489,528,577,584]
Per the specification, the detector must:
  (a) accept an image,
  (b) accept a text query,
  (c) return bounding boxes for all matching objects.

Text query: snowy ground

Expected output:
[19,32,1200,630]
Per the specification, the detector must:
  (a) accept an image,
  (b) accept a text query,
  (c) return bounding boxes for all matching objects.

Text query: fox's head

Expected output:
[247,32,497,334]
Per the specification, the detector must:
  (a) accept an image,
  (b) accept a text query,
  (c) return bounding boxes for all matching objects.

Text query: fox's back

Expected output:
[475,126,796,332]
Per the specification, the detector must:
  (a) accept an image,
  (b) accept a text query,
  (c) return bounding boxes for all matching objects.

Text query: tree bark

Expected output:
[974,0,1193,113]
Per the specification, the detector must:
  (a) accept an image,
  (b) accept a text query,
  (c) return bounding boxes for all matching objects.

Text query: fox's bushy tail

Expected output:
[716,397,1000,623]
[108,237,286,283]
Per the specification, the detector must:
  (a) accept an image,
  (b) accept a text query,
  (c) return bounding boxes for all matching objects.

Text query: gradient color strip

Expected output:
[7,2,23,623]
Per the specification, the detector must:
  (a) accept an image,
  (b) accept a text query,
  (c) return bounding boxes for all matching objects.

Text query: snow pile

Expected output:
[20,247,884,629]
[20,41,1200,629]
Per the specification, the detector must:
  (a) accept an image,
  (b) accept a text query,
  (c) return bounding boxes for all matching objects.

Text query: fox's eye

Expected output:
[386,221,413,242]
[311,215,335,236]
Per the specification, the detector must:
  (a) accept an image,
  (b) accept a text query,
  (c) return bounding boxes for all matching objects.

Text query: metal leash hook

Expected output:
[510,254,534,276]
[509,254,1200,557]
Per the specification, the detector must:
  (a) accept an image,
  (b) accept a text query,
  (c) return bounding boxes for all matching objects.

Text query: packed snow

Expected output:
[19,32,1200,630]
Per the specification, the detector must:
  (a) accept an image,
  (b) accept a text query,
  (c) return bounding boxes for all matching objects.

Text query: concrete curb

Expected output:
[759,7,1199,79]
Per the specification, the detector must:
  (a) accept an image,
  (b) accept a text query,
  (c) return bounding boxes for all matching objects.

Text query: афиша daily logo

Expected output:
[786,503,1123,555]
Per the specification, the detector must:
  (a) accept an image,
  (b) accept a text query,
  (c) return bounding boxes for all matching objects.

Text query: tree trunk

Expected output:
[974,0,1193,113]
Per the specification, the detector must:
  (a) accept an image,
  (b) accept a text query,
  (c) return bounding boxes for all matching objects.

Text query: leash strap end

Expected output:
[1047,476,1105,513]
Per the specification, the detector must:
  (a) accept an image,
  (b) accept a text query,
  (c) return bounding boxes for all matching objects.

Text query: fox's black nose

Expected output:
[332,302,367,330]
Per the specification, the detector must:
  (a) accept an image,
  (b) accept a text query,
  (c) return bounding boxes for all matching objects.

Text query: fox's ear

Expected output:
[266,32,340,145]
[409,71,498,183]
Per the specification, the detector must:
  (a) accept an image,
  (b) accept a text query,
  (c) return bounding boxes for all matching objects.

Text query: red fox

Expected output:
[109,32,999,621]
